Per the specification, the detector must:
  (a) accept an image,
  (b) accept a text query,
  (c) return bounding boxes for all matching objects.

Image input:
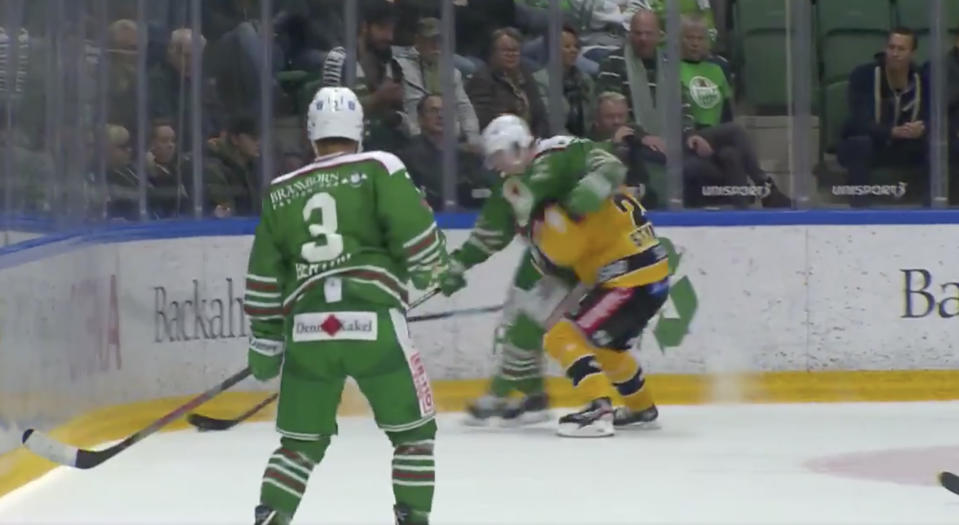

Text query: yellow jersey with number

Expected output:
[529,189,669,288]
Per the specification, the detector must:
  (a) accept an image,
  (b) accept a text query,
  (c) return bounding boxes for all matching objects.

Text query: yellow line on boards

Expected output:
[3,370,959,499]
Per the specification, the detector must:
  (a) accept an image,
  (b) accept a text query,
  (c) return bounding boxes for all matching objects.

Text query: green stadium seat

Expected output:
[818,0,893,83]
[914,33,931,64]
[820,80,850,154]
[896,0,931,31]
[735,0,787,34]
[896,0,959,64]
[818,0,892,35]
[644,162,668,210]
[740,35,791,111]
[821,33,891,83]
[949,0,959,33]
[735,0,790,111]
[897,0,959,31]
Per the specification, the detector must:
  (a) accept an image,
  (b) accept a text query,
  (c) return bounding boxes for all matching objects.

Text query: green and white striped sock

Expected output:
[260,446,318,519]
[392,440,434,523]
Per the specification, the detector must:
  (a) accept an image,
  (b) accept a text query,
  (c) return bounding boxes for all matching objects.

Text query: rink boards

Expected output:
[2,212,959,496]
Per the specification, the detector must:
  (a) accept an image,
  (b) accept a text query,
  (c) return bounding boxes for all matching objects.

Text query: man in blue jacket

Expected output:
[837,27,928,206]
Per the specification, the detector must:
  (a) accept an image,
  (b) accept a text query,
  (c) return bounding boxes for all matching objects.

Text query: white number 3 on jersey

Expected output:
[301,193,345,263]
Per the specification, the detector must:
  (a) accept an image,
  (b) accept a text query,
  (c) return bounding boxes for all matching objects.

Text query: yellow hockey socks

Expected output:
[543,320,608,402]
[594,348,655,411]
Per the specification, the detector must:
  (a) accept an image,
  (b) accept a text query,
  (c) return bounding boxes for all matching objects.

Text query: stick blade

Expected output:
[940,471,959,496]
[21,429,80,468]
[187,413,237,432]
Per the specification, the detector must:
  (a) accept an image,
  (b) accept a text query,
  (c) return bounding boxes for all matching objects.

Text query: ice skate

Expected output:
[462,395,506,426]
[394,503,429,524]
[613,404,660,429]
[501,392,550,426]
[556,397,614,437]
[254,504,289,525]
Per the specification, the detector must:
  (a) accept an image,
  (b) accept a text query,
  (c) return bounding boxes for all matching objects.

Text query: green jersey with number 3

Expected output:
[243,151,445,342]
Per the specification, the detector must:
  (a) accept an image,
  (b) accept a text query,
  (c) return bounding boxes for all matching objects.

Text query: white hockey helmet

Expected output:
[481,114,534,174]
[307,87,364,145]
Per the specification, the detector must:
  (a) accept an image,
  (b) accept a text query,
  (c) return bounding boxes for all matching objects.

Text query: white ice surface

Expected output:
[4,402,959,524]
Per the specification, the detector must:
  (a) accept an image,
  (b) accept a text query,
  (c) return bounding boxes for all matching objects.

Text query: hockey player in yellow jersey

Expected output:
[530,193,667,437]
[444,115,668,437]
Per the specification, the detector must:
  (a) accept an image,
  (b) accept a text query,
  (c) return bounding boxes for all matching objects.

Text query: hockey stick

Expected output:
[188,392,279,431]
[186,288,446,432]
[409,287,440,309]
[939,471,959,495]
[408,303,503,322]
[21,366,252,469]
[188,301,505,431]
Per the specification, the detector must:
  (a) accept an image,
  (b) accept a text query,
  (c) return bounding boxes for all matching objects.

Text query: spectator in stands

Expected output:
[399,95,493,210]
[146,121,189,218]
[105,19,140,134]
[395,17,482,149]
[202,0,257,43]
[392,0,431,47]
[467,27,549,137]
[596,10,673,148]
[838,27,929,206]
[274,0,343,66]
[453,0,516,76]
[388,0,503,77]
[104,124,140,220]
[624,0,720,47]
[149,28,208,153]
[517,0,626,76]
[199,114,261,218]
[323,0,409,152]
[679,15,790,208]
[533,25,594,137]
[590,92,664,206]
[207,1,276,124]
[596,9,722,208]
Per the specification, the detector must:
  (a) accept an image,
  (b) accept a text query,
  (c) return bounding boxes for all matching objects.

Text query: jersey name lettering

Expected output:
[269,172,367,209]
[295,258,351,280]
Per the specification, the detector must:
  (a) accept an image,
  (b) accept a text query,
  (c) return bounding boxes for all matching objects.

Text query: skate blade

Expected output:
[614,420,661,430]
[556,420,615,438]
[461,415,495,427]
[500,410,551,427]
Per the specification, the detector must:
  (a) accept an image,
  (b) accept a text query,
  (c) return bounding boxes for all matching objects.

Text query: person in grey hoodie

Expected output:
[394,17,482,149]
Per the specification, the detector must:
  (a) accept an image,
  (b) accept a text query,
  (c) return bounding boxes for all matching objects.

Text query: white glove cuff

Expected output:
[250,335,285,357]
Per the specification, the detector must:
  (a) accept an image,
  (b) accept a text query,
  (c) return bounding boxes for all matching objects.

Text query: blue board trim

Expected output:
[3,209,959,270]
[646,209,959,226]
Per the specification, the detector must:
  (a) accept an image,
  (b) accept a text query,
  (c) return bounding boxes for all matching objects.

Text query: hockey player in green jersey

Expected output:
[442,114,666,437]
[245,87,448,525]
[445,194,556,426]
[439,115,624,425]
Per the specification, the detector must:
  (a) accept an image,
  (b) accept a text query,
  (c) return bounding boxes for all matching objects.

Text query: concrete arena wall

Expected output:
[2,212,959,461]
